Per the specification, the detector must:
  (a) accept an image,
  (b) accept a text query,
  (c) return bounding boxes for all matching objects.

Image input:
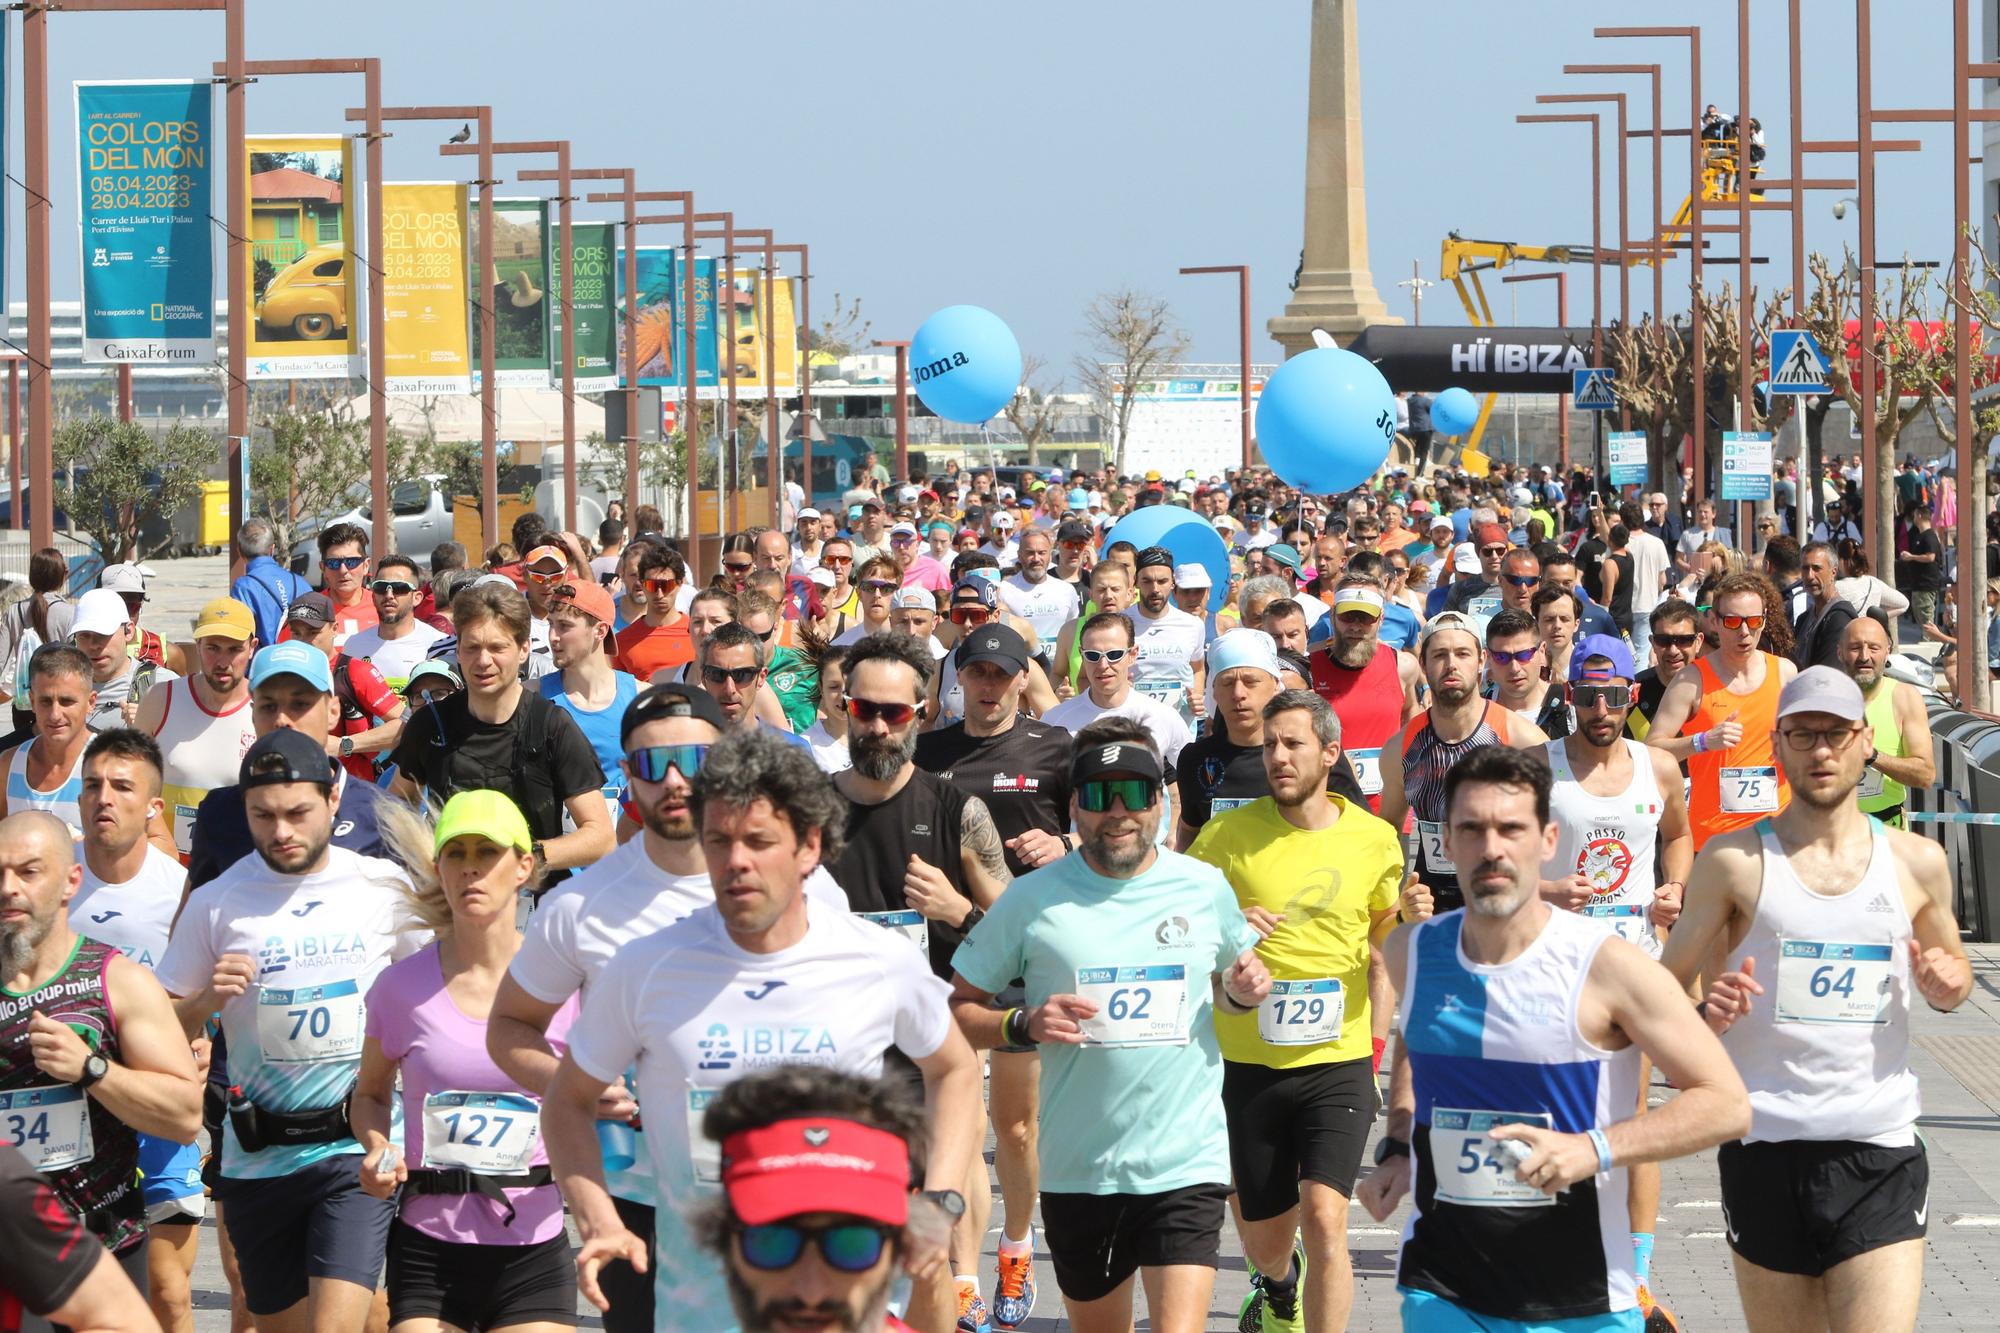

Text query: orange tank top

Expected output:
[1684,652,1790,849]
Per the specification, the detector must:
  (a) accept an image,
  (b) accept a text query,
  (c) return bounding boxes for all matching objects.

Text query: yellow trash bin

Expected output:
[199,480,231,546]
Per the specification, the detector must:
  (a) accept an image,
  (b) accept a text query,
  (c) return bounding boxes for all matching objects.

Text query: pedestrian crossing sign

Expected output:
[1768,329,1830,394]
[1573,368,1618,411]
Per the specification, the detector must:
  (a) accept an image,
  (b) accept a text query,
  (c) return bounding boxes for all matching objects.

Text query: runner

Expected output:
[0,646,95,834]
[1187,691,1403,1333]
[341,556,447,691]
[1305,575,1422,813]
[1379,613,1551,919]
[539,580,640,818]
[157,729,423,1333]
[71,589,176,735]
[1646,572,1798,850]
[353,791,580,1333]
[0,1142,161,1333]
[1626,599,1701,739]
[1837,615,1935,829]
[1660,667,1971,1333]
[609,544,694,681]
[1126,547,1208,722]
[284,592,405,782]
[1043,612,1193,797]
[0,810,201,1307]
[698,622,811,748]
[1484,607,1552,723]
[1356,745,1750,1332]
[1538,635,1695,1331]
[1050,560,1135,701]
[1440,522,1507,617]
[134,598,259,859]
[948,717,1273,1333]
[538,731,981,1324]
[999,529,1078,655]
[313,522,381,646]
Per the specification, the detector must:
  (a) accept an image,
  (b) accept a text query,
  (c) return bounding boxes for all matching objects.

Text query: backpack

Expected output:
[428,689,564,843]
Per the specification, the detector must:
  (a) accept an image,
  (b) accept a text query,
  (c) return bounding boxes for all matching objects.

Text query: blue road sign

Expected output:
[1768,329,1830,395]
[1573,367,1618,411]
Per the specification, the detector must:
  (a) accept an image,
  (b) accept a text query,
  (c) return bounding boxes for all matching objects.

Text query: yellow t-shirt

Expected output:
[1186,794,1403,1068]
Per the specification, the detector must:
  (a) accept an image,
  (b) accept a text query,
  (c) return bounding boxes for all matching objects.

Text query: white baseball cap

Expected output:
[797,507,821,522]
[1174,563,1213,589]
[993,512,1016,529]
[71,588,132,638]
[98,562,147,596]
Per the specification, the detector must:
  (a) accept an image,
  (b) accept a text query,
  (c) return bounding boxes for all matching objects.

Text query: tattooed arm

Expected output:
[959,796,1012,909]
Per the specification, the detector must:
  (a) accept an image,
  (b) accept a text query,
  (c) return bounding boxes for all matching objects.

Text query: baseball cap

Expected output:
[1057,519,1093,544]
[1776,664,1867,723]
[69,588,132,639]
[98,562,147,597]
[1453,543,1481,574]
[949,577,998,609]
[553,580,615,625]
[1264,543,1302,573]
[796,507,821,522]
[954,623,1029,675]
[897,484,920,504]
[1206,629,1283,685]
[249,641,334,694]
[1068,487,1089,510]
[525,543,568,570]
[1173,562,1213,590]
[720,1117,911,1229]
[992,512,1016,530]
[240,728,335,790]
[1418,610,1482,651]
[434,790,533,855]
[285,592,336,631]
[1144,469,1163,482]
[1212,513,1240,532]
[1568,633,1638,682]
[1428,514,1455,534]
[193,598,256,641]
[808,567,836,589]
[891,587,936,610]
[620,680,727,747]
[889,521,919,539]
[1334,586,1386,618]
[401,659,460,696]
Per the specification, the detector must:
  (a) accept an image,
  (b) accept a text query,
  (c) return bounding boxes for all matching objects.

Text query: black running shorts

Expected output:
[386,1220,577,1329]
[1223,1056,1375,1219]
[1717,1137,1929,1277]
[216,1157,396,1315]
[1039,1182,1227,1304]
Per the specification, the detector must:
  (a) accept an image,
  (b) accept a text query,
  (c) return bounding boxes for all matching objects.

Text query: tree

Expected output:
[1003,354,1065,466]
[1075,289,1188,478]
[808,292,872,362]
[52,417,217,562]
[250,400,462,555]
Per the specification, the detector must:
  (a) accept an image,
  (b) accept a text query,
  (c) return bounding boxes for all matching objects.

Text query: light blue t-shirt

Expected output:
[540,670,640,804]
[952,848,1256,1195]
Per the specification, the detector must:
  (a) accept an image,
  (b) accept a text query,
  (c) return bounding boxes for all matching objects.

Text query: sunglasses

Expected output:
[1489,647,1538,666]
[1569,682,1633,710]
[1719,614,1766,631]
[1778,724,1864,753]
[1080,647,1130,664]
[626,743,708,783]
[890,534,918,546]
[1654,632,1699,649]
[702,664,760,687]
[860,579,899,594]
[526,565,568,586]
[369,580,416,596]
[821,555,854,568]
[736,1222,894,1274]
[1502,574,1540,589]
[1479,546,1509,558]
[323,556,367,572]
[645,577,680,594]
[1061,540,1090,551]
[949,606,992,625]
[1077,778,1160,813]
[846,697,919,725]
[723,561,753,576]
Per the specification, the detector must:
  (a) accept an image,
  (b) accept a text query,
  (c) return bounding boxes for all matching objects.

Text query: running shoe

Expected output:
[1236,1234,1307,1333]
[991,1241,1037,1329]
[1636,1282,1681,1332]
[955,1283,993,1333]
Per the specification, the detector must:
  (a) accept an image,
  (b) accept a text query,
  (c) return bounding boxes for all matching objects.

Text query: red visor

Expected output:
[721,1117,911,1227]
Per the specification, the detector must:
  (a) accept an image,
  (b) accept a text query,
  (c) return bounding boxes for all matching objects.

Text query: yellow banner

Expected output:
[381,182,471,394]
[244,135,359,379]
[722,266,798,395]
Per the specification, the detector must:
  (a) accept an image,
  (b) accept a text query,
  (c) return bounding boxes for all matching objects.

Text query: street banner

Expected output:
[548,219,617,386]
[1720,432,1774,501]
[1607,432,1648,488]
[721,265,798,395]
[470,198,552,388]
[0,24,9,339]
[1342,324,1598,394]
[244,134,360,379]
[76,80,214,363]
[615,245,718,393]
[381,182,471,395]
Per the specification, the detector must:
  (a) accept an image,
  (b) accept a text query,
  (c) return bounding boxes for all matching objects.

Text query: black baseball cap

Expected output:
[953,623,1029,675]
[240,729,336,790]
[621,681,727,748]
[1057,520,1093,544]
[1069,737,1164,787]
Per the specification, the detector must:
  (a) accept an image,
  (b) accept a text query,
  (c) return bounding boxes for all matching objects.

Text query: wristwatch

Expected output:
[1373,1135,1410,1166]
[921,1189,967,1220]
[338,735,355,759]
[77,1053,110,1091]
[959,905,986,933]
[531,840,547,862]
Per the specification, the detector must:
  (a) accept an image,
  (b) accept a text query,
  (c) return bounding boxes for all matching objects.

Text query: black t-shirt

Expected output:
[1633,667,1669,729]
[0,1145,99,1333]
[1175,724,1366,831]
[391,689,604,842]
[1576,537,1608,603]
[915,719,1073,878]
[830,769,971,979]
[1904,528,1946,592]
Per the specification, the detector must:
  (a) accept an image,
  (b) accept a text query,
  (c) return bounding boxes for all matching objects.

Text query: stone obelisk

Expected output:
[1267,0,1400,355]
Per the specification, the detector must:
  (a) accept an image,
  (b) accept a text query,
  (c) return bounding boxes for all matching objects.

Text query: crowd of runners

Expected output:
[0,454,1974,1333]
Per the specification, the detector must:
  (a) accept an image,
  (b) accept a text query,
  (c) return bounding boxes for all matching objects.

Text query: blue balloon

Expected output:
[1253,347,1396,495]
[1100,506,1231,614]
[1432,386,1479,437]
[909,305,1023,423]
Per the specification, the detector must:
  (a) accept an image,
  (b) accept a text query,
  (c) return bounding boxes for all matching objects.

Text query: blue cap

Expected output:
[250,641,333,693]
[1067,487,1089,510]
[1569,633,1637,683]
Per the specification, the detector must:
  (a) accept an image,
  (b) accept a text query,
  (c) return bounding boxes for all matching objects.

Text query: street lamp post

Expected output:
[1503,271,1570,472]
[772,243,812,527]
[688,216,742,526]
[1179,265,1254,471]
[873,340,911,486]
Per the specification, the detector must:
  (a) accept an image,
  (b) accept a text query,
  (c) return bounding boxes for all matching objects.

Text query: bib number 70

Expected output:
[287,1007,333,1041]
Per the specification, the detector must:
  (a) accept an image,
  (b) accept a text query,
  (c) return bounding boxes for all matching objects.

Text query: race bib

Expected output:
[1210,797,1253,816]
[1419,820,1457,875]
[687,1086,723,1190]
[1257,978,1343,1046]
[256,980,365,1064]
[1775,940,1895,1025]
[1350,748,1383,796]
[1582,902,1653,949]
[1466,595,1501,633]
[857,910,928,956]
[1857,765,1886,801]
[0,1085,94,1172]
[1429,1108,1555,1208]
[1720,765,1780,814]
[422,1091,539,1176]
[1075,965,1190,1048]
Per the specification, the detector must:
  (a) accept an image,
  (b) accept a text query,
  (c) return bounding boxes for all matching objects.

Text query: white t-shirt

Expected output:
[1000,573,1080,644]
[1627,529,1671,614]
[567,895,952,1319]
[342,622,447,688]
[1125,605,1207,702]
[72,844,185,972]
[1041,689,1193,768]
[980,538,1019,566]
[802,721,850,774]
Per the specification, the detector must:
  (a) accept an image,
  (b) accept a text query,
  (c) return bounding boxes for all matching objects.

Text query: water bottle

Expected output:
[596,1119,637,1173]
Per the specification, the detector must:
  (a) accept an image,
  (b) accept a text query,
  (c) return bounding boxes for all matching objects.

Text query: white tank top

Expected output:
[1724,820,1920,1146]
[1541,739,1664,957]
[936,653,964,726]
[7,739,84,837]
[71,844,186,972]
[152,677,259,857]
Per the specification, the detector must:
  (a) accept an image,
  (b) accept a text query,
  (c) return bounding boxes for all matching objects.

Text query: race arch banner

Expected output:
[244,134,360,380]
[381,182,472,395]
[76,80,214,364]
[546,219,617,386]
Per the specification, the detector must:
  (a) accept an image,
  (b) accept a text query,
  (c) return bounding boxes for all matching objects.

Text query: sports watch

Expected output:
[1373,1135,1410,1166]
[921,1189,967,1220]
[77,1053,110,1090]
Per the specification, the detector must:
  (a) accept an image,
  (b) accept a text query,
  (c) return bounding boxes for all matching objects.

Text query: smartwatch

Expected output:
[338,736,355,759]
[959,906,986,933]
[1373,1135,1410,1166]
[921,1189,967,1220]
[77,1053,110,1091]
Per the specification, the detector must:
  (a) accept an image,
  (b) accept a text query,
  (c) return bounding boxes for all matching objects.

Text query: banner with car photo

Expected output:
[469,198,552,388]
[76,80,215,363]
[381,182,472,395]
[614,244,718,393]
[547,219,617,386]
[721,264,798,396]
[244,134,360,379]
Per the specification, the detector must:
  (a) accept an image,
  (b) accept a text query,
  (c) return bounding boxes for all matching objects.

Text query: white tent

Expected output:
[340,386,605,443]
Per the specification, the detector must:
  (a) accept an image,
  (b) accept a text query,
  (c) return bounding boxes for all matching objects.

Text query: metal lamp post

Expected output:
[1178,264,1254,471]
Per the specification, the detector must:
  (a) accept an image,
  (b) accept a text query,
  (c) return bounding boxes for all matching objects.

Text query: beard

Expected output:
[1464,858,1532,918]
[257,828,331,876]
[1083,821,1154,874]
[1851,664,1882,690]
[726,1259,894,1333]
[0,910,51,974]
[850,726,918,782]
[1432,679,1477,706]
[1271,769,1324,810]
[639,799,696,842]
[1332,635,1377,668]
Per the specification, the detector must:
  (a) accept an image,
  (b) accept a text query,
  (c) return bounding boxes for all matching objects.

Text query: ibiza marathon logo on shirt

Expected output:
[258,926,370,979]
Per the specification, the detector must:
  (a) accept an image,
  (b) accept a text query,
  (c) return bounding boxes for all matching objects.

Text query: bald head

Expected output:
[0,811,80,974]
[1839,612,1893,688]
[0,811,76,867]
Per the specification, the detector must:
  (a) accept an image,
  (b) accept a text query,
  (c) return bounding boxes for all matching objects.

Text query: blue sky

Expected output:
[18,1,1983,381]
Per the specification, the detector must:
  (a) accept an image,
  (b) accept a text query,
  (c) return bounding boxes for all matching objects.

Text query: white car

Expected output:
[291,474,455,583]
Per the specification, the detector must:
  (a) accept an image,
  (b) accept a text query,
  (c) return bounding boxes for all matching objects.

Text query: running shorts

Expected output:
[1223,1056,1374,1218]
[1717,1137,1929,1276]
[1039,1182,1227,1303]
[386,1221,577,1329]
[216,1157,395,1315]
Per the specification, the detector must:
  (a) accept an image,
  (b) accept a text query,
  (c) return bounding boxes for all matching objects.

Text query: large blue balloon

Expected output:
[1432,386,1479,436]
[909,305,1023,423]
[1101,506,1231,614]
[1253,347,1396,495]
